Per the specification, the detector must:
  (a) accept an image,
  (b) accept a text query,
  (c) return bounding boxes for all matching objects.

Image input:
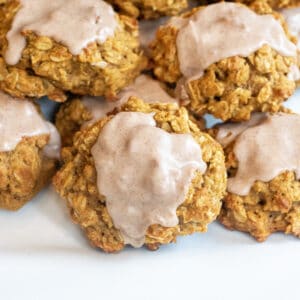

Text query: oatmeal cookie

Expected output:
[53,98,226,252]
[150,3,297,121]
[56,95,206,147]
[0,135,58,210]
[211,112,300,241]
[55,75,182,146]
[0,92,60,210]
[0,0,144,101]
[220,171,300,241]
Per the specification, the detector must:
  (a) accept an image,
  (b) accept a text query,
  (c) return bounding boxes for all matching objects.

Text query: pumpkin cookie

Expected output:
[53,98,226,252]
[151,2,297,121]
[212,112,300,241]
[0,91,60,210]
[0,0,144,101]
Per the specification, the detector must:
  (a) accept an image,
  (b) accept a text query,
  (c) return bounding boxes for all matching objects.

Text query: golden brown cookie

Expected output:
[0,90,61,210]
[219,170,300,241]
[53,98,226,252]
[0,1,144,101]
[151,4,297,121]
[55,73,206,147]
[0,135,58,210]
[55,96,206,147]
[210,113,300,241]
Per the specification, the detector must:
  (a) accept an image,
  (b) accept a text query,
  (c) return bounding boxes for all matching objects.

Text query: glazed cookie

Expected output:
[0,0,144,101]
[0,92,60,210]
[56,75,180,146]
[53,98,226,252]
[106,0,188,19]
[151,2,297,121]
[213,112,300,241]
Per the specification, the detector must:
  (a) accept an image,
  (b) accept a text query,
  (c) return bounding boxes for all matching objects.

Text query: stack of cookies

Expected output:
[0,0,299,252]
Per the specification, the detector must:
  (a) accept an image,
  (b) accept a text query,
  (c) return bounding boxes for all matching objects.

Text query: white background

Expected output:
[0,90,299,300]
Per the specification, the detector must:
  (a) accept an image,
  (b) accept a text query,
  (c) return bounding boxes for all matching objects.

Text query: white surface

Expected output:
[0,90,300,300]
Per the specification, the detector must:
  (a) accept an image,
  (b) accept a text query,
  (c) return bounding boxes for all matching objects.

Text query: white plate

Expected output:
[0,90,299,300]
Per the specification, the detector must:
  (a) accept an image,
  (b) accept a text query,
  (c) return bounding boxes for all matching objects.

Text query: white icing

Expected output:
[0,92,60,159]
[91,112,206,247]
[5,0,118,65]
[218,113,300,196]
[216,113,267,147]
[168,3,297,97]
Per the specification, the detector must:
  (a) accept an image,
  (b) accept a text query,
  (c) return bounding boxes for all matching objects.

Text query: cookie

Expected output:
[212,112,300,241]
[0,0,144,101]
[0,91,60,210]
[150,2,297,121]
[53,98,226,252]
